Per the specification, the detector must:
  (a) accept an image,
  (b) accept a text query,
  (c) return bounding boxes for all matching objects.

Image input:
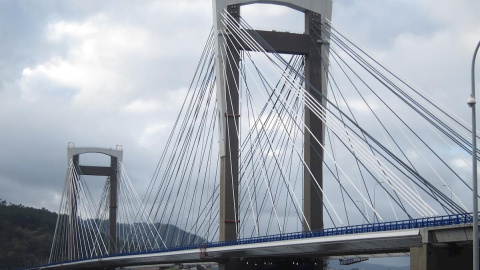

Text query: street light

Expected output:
[374,182,384,223]
[442,184,452,201]
[468,39,480,270]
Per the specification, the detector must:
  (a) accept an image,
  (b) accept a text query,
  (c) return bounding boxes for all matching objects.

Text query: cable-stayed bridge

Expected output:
[27,1,479,269]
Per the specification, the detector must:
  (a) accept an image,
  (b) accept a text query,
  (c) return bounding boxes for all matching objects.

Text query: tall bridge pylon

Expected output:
[213,0,333,243]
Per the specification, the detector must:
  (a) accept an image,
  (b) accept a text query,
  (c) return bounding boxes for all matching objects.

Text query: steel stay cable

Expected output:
[236,55,305,235]
[229,16,398,224]
[322,46,464,215]
[244,79,301,234]
[224,13,348,225]
[305,90,435,217]
[234,12,464,216]
[246,64,362,227]
[225,26,316,232]
[223,35,302,238]
[315,38,406,217]
[229,14,398,221]
[308,31,379,223]
[118,172,149,251]
[223,38,306,236]
[320,25,477,161]
[249,58,306,234]
[222,31,298,236]
[50,163,72,263]
[234,54,310,234]
[122,170,156,252]
[312,35,417,218]
[70,167,97,258]
[222,46,292,235]
[186,103,220,243]
[225,13,381,221]
[168,76,217,244]
[178,90,218,245]
[164,75,216,246]
[324,20,478,139]
[318,30,477,180]
[247,56,322,233]
[145,30,215,210]
[318,23,476,153]
[245,16,463,216]
[323,40,473,209]
[73,166,107,257]
[220,35,242,237]
[71,169,88,259]
[321,41,422,214]
[154,60,215,231]
[222,16,316,230]
[148,38,216,221]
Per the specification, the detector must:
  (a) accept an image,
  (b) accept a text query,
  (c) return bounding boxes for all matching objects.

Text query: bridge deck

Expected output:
[29,213,473,270]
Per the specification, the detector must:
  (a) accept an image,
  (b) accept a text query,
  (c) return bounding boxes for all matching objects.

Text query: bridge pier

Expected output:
[411,226,479,270]
[411,243,473,270]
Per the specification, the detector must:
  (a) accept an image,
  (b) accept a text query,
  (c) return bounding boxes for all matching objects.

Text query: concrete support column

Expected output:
[219,4,241,243]
[109,156,118,254]
[410,244,473,270]
[303,10,325,232]
[68,155,80,261]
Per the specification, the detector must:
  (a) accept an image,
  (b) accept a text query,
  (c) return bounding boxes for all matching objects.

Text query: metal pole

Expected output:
[470,40,480,270]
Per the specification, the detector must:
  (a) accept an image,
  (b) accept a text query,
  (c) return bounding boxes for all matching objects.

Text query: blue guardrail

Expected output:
[27,212,475,269]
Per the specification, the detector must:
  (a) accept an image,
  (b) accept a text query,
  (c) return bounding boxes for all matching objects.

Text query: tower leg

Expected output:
[68,155,80,261]
[109,157,118,254]
[303,10,325,233]
[410,244,473,270]
[219,4,241,243]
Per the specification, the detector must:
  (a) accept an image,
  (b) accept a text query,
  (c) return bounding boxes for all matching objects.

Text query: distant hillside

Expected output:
[0,199,57,270]
[0,200,205,270]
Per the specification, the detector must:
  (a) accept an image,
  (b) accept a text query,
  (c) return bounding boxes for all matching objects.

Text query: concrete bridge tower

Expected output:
[213,1,332,269]
[66,144,123,260]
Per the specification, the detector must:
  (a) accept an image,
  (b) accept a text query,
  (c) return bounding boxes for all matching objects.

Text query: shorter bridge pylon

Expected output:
[67,143,123,259]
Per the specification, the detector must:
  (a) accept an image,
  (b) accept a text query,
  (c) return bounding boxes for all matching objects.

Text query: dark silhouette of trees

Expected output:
[0,199,57,270]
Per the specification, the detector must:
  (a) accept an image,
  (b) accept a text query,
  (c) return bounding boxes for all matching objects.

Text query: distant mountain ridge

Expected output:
[0,199,57,270]
[0,200,204,270]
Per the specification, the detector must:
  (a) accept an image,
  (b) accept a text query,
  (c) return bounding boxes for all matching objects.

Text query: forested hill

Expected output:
[0,199,57,270]
[0,200,205,270]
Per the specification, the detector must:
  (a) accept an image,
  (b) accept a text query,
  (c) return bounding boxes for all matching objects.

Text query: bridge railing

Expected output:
[30,212,474,269]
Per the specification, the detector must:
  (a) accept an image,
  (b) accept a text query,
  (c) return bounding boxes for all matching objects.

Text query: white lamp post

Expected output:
[468,40,480,270]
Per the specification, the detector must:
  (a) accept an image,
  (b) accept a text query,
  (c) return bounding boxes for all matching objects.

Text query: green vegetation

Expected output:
[0,199,57,270]
[0,199,205,270]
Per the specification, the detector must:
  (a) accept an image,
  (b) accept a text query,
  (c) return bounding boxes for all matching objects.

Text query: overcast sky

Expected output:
[0,0,479,218]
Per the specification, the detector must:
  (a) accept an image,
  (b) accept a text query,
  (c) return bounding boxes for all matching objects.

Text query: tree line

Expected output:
[0,199,57,270]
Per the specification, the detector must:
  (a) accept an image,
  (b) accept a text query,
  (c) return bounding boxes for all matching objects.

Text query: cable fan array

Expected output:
[49,8,478,263]
[49,160,165,263]
[143,8,474,244]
